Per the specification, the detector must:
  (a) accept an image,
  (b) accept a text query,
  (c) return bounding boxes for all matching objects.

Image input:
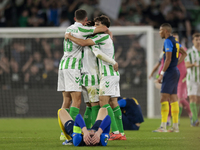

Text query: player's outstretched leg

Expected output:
[58,109,73,142]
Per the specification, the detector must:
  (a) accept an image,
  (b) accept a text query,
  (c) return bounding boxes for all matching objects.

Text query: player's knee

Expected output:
[72,99,82,107]
[189,96,197,102]
[99,108,108,114]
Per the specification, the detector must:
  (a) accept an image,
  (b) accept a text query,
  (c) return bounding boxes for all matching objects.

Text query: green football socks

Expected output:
[70,107,79,121]
[190,103,198,122]
[84,106,92,128]
[113,106,124,135]
[102,104,119,133]
[65,108,69,113]
[91,105,100,125]
[179,106,183,118]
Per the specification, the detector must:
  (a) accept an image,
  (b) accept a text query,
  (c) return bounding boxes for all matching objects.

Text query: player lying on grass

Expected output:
[117,97,144,130]
[58,108,111,146]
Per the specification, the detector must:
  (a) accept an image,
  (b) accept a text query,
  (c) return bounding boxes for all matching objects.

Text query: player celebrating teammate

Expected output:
[58,9,111,140]
[81,33,118,128]
[153,23,187,132]
[65,15,125,140]
[185,33,200,126]
[58,107,111,146]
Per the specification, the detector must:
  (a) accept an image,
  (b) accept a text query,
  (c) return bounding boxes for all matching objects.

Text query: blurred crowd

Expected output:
[0,0,200,41]
[0,0,200,90]
[0,35,146,90]
[0,38,62,90]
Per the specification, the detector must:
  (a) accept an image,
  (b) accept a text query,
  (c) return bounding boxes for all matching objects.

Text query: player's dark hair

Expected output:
[75,9,87,21]
[94,15,110,28]
[160,23,172,33]
[192,33,200,40]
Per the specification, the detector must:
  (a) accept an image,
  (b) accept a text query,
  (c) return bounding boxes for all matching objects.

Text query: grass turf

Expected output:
[0,118,199,150]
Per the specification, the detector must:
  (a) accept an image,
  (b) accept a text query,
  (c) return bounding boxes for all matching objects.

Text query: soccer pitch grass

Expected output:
[0,118,199,150]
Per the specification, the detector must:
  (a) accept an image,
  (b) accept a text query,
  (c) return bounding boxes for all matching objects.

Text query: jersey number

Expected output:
[176,43,180,58]
[64,40,73,52]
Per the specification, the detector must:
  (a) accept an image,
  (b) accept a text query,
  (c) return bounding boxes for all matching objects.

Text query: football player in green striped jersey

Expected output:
[185,33,200,126]
[81,42,118,129]
[58,9,111,140]
[65,15,126,140]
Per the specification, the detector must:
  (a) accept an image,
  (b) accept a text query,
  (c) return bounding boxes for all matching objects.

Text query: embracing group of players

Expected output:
[57,9,127,146]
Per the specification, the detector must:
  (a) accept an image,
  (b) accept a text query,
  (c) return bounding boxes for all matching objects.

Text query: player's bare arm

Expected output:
[93,26,108,34]
[157,52,172,83]
[177,47,187,65]
[65,32,95,46]
[93,22,112,38]
[149,62,161,79]
[113,62,118,72]
[185,61,199,68]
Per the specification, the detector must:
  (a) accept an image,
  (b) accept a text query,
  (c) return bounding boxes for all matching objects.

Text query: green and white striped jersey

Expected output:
[59,22,96,70]
[81,45,100,87]
[185,46,200,82]
[90,33,119,77]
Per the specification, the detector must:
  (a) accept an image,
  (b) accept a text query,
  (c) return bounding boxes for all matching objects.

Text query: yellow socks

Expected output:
[171,101,179,124]
[161,101,169,129]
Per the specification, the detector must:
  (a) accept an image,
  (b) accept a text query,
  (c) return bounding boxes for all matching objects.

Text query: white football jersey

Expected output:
[59,22,96,70]
[81,45,100,87]
[91,33,119,77]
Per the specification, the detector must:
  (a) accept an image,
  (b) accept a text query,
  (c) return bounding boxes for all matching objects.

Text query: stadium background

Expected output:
[0,0,200,118]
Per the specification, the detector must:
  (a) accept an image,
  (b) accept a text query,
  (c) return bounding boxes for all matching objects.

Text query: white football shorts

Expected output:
[82,85,99,103]
[187,81,200,96]
[57,69,82,92]
[99,76,120,97]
